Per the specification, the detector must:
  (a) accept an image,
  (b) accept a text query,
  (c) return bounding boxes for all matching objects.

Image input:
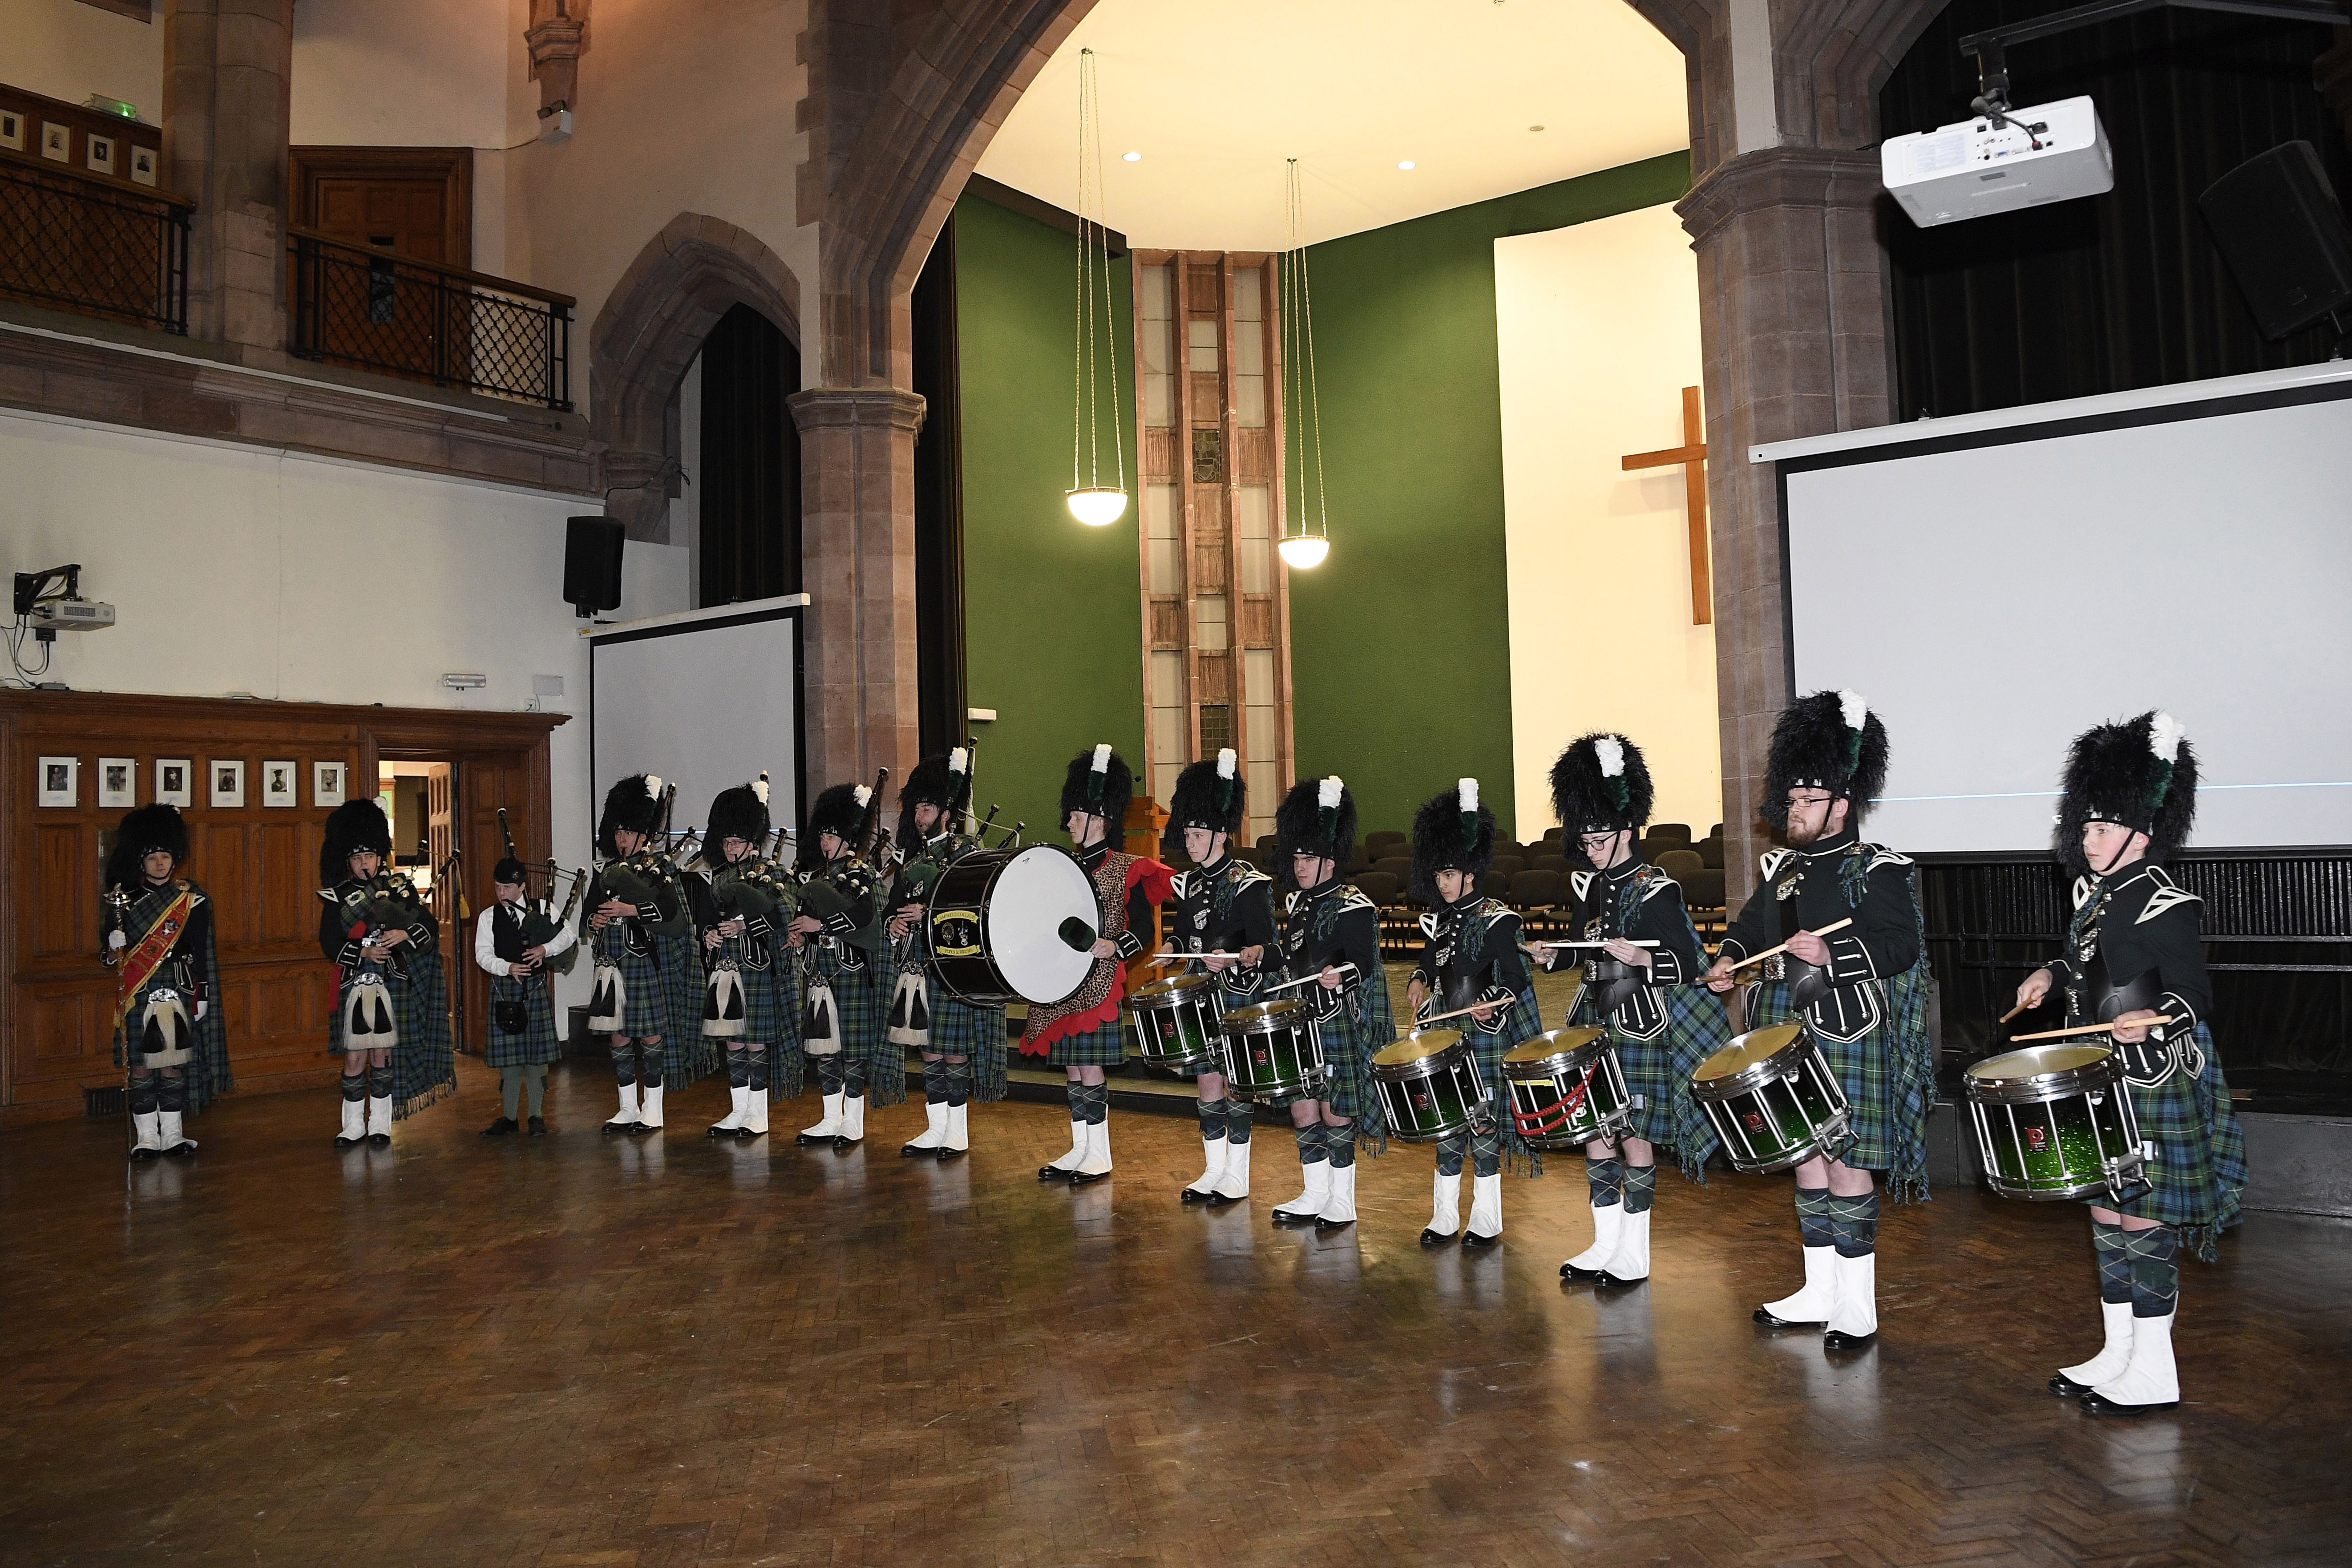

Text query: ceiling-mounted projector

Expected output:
[1882,96,2113,227]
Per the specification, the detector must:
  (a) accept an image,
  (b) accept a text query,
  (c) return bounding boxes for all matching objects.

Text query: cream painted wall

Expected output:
[501,0,816,410]
[2,0,165,118]
[1495,206,1719,842]
[0,411,686,1012]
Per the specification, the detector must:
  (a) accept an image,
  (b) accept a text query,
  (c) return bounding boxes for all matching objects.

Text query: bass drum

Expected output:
[924,845,1101,1007]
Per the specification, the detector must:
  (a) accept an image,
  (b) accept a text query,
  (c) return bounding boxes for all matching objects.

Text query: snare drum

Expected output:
[1502,1027,1628,1148]
[1129,971,1224,1075]
[1963,1044,2146,1201]
[1218,998,1324,1099]
[1370,1031,1486,1143]
[1689,1022,1851,1172]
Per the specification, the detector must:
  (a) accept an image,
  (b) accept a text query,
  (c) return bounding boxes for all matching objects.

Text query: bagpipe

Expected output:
[497,808,583,977]
[319,868,430,978]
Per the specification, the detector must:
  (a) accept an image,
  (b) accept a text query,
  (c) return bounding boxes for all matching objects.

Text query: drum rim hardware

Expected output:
[1691,1022,1811,1099]
[1691,1022,1852,1173]
[1963,1042,2148,1202]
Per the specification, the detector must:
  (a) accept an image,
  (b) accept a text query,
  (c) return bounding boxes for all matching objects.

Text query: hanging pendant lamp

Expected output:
[1277,159,1332,568]
[1067,48,1128,527]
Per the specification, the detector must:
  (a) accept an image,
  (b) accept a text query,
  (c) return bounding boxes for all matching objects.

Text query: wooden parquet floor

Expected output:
[1,1059,2344,1568]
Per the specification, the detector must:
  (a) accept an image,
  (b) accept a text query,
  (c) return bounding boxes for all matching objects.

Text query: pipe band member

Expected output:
[585,775,697,1137]
[888,749,1008,1161]
[1406,778,1543,1249]
[320,799,454,1148]
[694,776,790,1141]
[105,804,231,1159]
[475,855,575,1136]
[1704,691,1931,1351]
[1546,733,1729,1286]
[2016,711,2246,1417]
[1022,746,1171,1186]
[1161,749,1276,1205]
[791,782,894,1148]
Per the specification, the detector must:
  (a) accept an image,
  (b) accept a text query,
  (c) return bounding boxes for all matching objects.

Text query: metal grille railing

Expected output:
[287,227,573,410]
[0,150,190,333]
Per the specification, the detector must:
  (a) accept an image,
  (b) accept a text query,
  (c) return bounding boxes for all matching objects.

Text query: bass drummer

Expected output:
[885,749,1008,1161]
[1703,692,1932,1351]
[2009,712,2244,1416]
[1161,751,1277,1206]
[1404,779,1542,1248]
[1544,734,1728,1286]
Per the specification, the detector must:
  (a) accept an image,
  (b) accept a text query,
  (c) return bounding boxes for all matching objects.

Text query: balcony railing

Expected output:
[288,227,574,411]
[0,148,190,334]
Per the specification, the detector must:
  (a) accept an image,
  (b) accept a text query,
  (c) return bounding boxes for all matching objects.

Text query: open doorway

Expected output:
[377,759,469,1054]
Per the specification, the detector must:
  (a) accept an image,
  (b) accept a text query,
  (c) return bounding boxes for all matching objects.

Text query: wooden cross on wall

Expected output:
[1621,385,1712,627]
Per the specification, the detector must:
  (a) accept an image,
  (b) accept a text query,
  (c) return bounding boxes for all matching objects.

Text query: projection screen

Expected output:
[1759,364,2352,855]
[590,597,805,847]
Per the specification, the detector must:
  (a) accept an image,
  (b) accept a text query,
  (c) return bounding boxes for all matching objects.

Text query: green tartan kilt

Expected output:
[483,973,564,1068]
[111,977,234,1112]
[593,939,672,1038]
[1613,1029,1683,1148]
[1462,989,1545,1171]
[1745,979,1918,1174]
[703,935,784,1044]
[1049,1014,1129,1067]
[809,946,903,1105]
[328,950,456,1119]
[2115,1025,2248,1253]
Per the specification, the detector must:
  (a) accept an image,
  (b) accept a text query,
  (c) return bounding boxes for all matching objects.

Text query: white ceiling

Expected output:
[972,0,1690,252]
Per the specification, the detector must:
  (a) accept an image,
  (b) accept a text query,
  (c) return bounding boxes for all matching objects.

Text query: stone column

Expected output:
[1680,147,1891,902]
[602,450,674,543]
[788,386,927,793]
[162,0,295,353]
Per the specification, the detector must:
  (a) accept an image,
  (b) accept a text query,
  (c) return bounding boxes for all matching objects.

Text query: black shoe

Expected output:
[527,1116,548,1136]
[626,1121,656,1137]
[481,1117,519,1138]
[1068,1167,1111,1186]
[797,1128,837,1146]
[1039,1162,1076,1180]
[935,1144,966,1162]
[1420,1227,1458,1248]
[334,1132,363,1150]
[1560,1262,1609,1282]
[2048,1373,2097,1398]
[1314,1212,1355,1230]
[603,1120,634,1138]
[1754,1306,1827,1329]
[901,1140,939,1157]
[832,1134,863,1151]
[2079,1390,2176,1417]
[1180,1185,1219,1204]
[132,1144,162,1162]
[1464,1230,1502,1250]
[1822,1328,1876,1351]
[367,1132,391,1148]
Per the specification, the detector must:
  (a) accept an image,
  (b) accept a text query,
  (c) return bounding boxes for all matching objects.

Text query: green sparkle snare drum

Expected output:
[1370,1030,1486,1142]
[1218,998,1324,1099]
[1502,1027,1627,1148]
[1128,970,1223,1075]
[1963,1043,2147,1201]
[1689,1022,1851,1173]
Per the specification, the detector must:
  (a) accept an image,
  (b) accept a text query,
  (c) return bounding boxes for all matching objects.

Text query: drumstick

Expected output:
[1413,1000,1499,1028]
[2008,1016,2183,1043]
[1261,973,1324,994]
[1529,939,1660,949]
[1721,918,1854,971]
[1997,998,2033,1024]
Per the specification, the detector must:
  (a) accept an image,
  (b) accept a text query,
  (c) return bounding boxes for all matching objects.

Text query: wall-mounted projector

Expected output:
[1882,96,2113,228]
[29,599,116,631]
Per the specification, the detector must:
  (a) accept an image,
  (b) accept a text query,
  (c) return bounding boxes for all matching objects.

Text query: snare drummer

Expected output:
[1019,747,1173,1185]
[1703,692,1932,1350]
[1163,751,1277,1204]
[1405,780,1542,1248]
[886,750,1008,1160]
[1545,735,1730,1285]
[2011,712,2245,1417]
[1237,776,1394,1229]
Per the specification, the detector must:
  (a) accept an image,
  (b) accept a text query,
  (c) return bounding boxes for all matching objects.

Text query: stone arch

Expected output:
[1773,0,1960,151]
[589,212,804,539]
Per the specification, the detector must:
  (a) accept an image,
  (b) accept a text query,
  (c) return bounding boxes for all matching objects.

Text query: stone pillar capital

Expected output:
[786,386,928,439]
[1677,146,1886,247]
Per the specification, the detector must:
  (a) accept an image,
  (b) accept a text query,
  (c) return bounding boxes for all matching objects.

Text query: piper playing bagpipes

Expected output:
[692,774,796,1140]
[1161,750,1276,1205]
[319,800,455,1148]
[584,775,699,1136]
[886,748,1008,1160]
[1022,746,1172,1186]
[1546,734,1729,1286]
[1405,779,1543,1249]
[473,811,578,1138]
[104,804,231,1158]
[2011,712,2246,1416]
[789,778,897,1148]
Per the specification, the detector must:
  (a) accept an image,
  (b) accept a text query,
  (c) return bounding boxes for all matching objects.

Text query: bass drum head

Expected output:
[984,845,1103,1005]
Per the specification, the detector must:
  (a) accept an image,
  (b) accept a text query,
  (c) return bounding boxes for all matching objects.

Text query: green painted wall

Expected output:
[952,151,1687,845]
[955,194,1145,841]
[1291,151,1690,839]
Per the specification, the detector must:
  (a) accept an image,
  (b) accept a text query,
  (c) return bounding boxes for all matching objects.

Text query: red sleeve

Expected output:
[1125,857,1174,905]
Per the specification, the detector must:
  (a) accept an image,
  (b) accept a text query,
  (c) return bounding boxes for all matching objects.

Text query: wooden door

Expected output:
[425,766,466,1054]
[287,147,473,387]
[462,755,535,1052]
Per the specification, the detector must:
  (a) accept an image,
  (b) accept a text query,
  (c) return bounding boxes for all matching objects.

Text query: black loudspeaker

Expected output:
[2199,142,2352,341]
[563,516,624,618]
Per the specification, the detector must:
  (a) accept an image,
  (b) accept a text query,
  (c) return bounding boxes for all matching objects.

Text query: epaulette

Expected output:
[1759,848,1794,882]
[1229,858,1273,889]
[1633,865,1679,901]
[2130,865,2202,924]
[1569,870,1597,902]
[1860,842,1913,872]
[1418,910,1441,938]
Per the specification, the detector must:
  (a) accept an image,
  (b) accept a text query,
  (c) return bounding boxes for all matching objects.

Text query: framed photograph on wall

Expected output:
[210,760,246,808]
[262,760,298,807]
[86,133,116,178]
[128,145,157,186]
[155,758,193,808]
[0,110,23,153]
[41,121,70,162]
[37,756,79,808]
[98,757,137,809]
[314,760,347,807]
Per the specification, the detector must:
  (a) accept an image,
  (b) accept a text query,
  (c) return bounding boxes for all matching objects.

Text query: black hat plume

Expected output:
[2054,710,2198,877]
[1411,778,1496,901]
[1548,732,1655,861]
[321,799,394,884]
[1761,690,1889,832]
[107,804,189,891]
[1059,745,1133,838]
[597,773,665,859]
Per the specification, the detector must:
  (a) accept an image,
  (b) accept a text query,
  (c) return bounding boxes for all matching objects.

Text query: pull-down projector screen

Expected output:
[590,597,805,844]
[1762,367,2352,855]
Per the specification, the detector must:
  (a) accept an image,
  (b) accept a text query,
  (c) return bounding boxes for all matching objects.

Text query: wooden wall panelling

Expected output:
[0,693,562,1125]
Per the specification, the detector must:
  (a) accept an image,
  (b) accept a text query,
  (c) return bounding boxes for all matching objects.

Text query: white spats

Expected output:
[1467,1172,1503,1245]
[365,1095,393,1143]
[130,1111,164,1159]
[1601,1208,1649,1282]
[1273,1160,1330,1222]
[1211,1137,1250,1202]
[1185,1135,1226,1197]
[1825,1251,1877,1342]
[835,1094,865,1146]
[940,1102,969,1156]
[1317,1164,1358,1226]
[904,1099,946,1155]
[739,1090,768,1138]
[2059,1300,2136,1388]
[2089,1311,2180,1412]
[710,1085,749,1136]
[1759,1245,1836,1326]
[796,1090,843,1144]
[1562,1203,1623,1276]
[1070,1119,1113,1183]
[1425,1169,1462,1240]
[156,1111,194,1156]
[636,1085,665,1131]
[338,1096,367,1148]
[1041,1114,1084,1176]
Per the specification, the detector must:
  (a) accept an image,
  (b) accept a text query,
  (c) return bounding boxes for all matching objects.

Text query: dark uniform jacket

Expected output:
[1716,829,1920,1043]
